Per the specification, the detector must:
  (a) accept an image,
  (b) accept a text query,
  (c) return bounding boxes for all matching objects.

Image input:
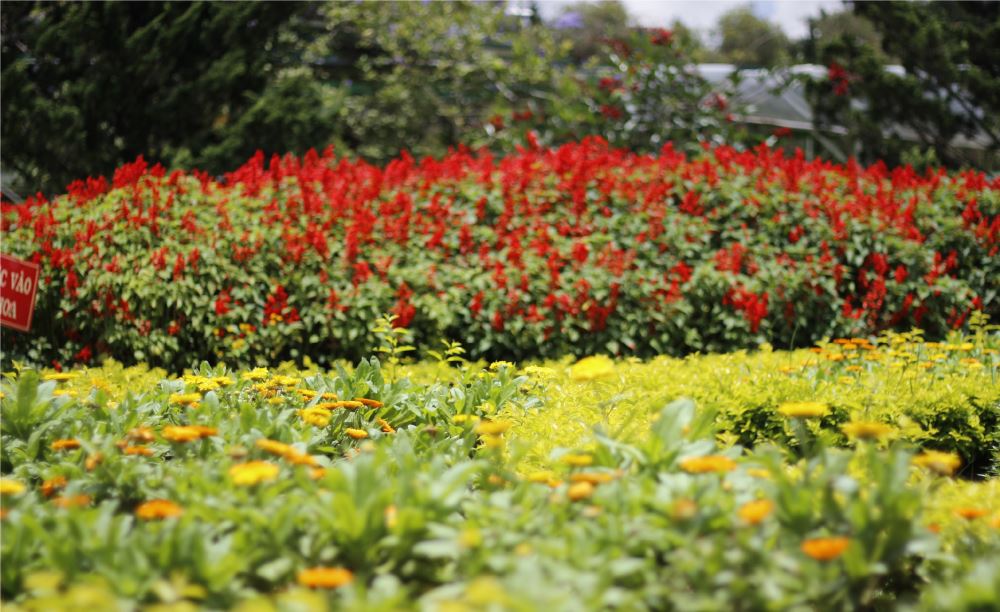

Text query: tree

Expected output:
[1,1,307,195]
[807,1,1000,169]
[714,6,791,68]
[551,0,633,64]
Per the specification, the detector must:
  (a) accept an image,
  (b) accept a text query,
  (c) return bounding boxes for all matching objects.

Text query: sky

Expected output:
[535,0,845,40]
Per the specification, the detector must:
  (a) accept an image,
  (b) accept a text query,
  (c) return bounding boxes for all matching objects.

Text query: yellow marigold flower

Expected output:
[680,455,737,474]
[377,418,395,434]
[525,471,555,483]
[43,372,79,382]
[191,426,217,438]
[50,439,81,451]
[569,472,616,485]
[913,451,962,476]
[353,397,383,408]
[195,379,220,392]
[489,361,515,371]
[271,375,301,387]
[213,376,233,387]
[162,426,203,443]
[41,476,67,497]
[315,400,364,410]
[123,445,154,457]
[738,499,774,525]
[298,389,318,400]
[52,494,91,508]
[480,434,504,449]
[135,499,183,520]
[841,421,894,440]
[801,537,850,561]
[453,414,479,424]
[475,420,513,436]
[168,392,202,407]
[777,402,828,419]
[521,366,557,379]
[345,428,368,440]
[267,397,285,406]
[256,438,294,457]
[242,368,269,381]
[960,358,983,369]
[310,467,326,480]
[297,567,353,589]
[127,427,155,442]
[844,365,864,372]
[746,468,771,479]
[299,407,332,427]
[561,453,593,467]
[567,481,595,501]
[229,461,280,486]
[954,507,989,520]
[569,355,615,381]
[0,479,26,496]
[286,451,318,467]
[959,342,975,351]
[53,389,76,397]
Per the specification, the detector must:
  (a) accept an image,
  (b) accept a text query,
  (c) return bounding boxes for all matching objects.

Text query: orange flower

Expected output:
[50,439,81,451]
[85,452,104,471]
[354,397,384,408]
[127,427,155,442]
[377,418,395,434]
[41,476,68,497]
[569,472,616,485]
[191,426,217,438]
[123,445,154,456]
[913,451,962,476]
[345,428,368,440]
[954,507,989,520]
[738,499,774,525]
[841,421,894,440]
[135,499,183,520]
[680,455,737,474]
[801,537,850,561]
[52,494,91,508]
[310,467,326,480]
[297,567,354,589]
[316,400,365,410]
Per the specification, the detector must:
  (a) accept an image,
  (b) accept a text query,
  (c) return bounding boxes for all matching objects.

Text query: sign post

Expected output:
[1,254,40,332]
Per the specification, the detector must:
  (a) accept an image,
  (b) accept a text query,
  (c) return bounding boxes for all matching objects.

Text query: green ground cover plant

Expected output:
[2,328,997,610]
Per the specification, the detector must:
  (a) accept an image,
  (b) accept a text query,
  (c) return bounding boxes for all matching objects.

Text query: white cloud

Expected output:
[534,0,845,40]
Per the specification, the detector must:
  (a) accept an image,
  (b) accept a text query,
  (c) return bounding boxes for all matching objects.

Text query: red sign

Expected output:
[1,254,40,332]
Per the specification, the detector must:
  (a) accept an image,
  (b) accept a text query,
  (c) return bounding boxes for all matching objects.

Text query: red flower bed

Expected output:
[2,138,997,368]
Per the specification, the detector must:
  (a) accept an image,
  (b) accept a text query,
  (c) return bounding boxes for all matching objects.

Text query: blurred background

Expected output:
[2,0,998,198]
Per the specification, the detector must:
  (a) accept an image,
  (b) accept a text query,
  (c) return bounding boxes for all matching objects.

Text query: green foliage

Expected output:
[1,350,998,609]
[805,2,1000,169]
[1,1,306,195]
[713,6,792,68]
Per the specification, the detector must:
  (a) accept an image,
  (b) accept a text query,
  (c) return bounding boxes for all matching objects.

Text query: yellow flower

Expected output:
[377,418,396,434]
[256,438,294,457]
[453,414,480,424]
[162,426,208,443]
[913,451,962,476]
[480,434,504,449]
[315,400,365,410]
[168,392,202,407]
[489,361,514,371]
[746,468,771,479]
[671,499,698,520]
[85,452,103,471]
[135,499,183,520]
[297,567,354,589]
[777,402,828,419]
[521,365,557,379]
[345,428,368,440]
[122,445,154,457]
[569,355,615,381]
[242,368,269,381]
[51,494,91,508]
[50,439,81,451]
[43,372,79,382]
[561,453,593,467]
[0,479,26,496]
[737,499,774,525]
[959,358,983,369]
[475,420,513,436]
[841,421,894,440]
[299,407,332,427]
[353,397,384,408]
[271,375,301,387]
[127,427,155,442]
[801,537,850,561]
[229,461,280,486]
[567,481,594,501]
[680,455,737,474]
[954,507,989,520]
[525,471,555,483]
[298,389,318,400]
[195,379,221,392]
